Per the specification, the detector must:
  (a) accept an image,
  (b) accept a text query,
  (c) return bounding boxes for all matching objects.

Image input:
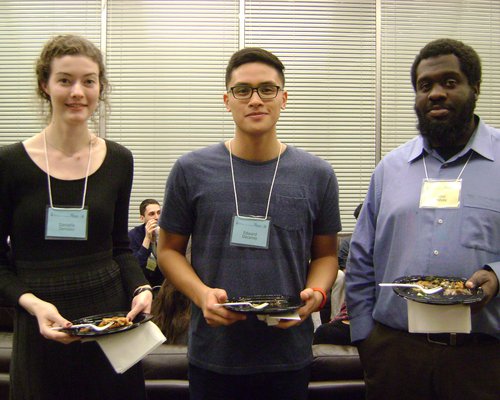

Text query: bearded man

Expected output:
[346,38,500,400]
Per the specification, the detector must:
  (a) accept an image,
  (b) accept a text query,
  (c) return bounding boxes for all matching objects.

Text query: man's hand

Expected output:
[201,288,246,327]
[145,219,158,241]
[466,268,499,313]
[275,287,322,329]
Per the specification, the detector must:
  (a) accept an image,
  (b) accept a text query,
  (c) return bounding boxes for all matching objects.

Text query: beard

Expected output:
[415,92,476,147]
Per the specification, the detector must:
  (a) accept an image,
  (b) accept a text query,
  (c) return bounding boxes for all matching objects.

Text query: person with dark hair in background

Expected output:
[157,47,341,399]
[0,34,152,399]
[346,38,499,399]
[337,203,363,271]
[129,198,164,286]
[151,280,191,345]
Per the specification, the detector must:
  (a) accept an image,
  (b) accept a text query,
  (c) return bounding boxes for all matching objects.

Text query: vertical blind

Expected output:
[0,1,101,143]
[244,0,376,231]
[1,0,499,232]
[105,0,239,226]
[381,0,500,156]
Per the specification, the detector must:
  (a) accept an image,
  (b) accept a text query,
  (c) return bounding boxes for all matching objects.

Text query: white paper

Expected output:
[94,321,166,373]
[407,300,471,333]
[257,311,301,326]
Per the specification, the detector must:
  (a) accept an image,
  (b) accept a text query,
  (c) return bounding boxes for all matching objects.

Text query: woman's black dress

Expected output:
[0,141,149,400]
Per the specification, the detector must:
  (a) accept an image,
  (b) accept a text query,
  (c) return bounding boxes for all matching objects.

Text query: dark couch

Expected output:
[0,307,365,399]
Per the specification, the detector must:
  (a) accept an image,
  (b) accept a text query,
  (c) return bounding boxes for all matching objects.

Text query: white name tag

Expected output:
[230,215,271,249]
[45,207,88,240]
[419,179,461,208]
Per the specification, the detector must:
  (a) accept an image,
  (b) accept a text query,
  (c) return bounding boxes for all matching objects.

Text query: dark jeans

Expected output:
[357,323,500,400]
[189,363,311,400]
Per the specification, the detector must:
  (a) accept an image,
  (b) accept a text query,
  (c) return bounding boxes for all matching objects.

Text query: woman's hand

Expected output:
[127,286,153,321]
[18,293,80,344]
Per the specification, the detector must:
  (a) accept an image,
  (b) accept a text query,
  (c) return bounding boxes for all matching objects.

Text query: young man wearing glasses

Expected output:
[157,47,341,400]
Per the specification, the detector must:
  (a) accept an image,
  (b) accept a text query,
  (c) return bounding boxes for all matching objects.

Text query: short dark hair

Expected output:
[140,199,160,216]
[354,203,363,220]
[411,38,481,91]
[225,47,285,89]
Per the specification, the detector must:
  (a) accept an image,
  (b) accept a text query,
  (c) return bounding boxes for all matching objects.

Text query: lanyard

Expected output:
[43,129,92,210]
[422,151,472,180]
[228,139,282,220]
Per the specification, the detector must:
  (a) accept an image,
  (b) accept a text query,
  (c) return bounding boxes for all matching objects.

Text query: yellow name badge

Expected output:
[146,255,157,271]
[419,179,461,208]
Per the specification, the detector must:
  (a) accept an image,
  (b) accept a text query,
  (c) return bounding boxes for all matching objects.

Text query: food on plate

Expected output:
[414,278,472,296]
[99,316,132,328]
[79,316,132,333]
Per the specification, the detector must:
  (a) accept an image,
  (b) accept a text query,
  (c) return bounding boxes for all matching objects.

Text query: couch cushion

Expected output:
[0,332,12,374]
[311,344,363,381]
[142,344,189,380]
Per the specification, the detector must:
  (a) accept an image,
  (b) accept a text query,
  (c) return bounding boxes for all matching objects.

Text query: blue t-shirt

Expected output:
[160,142,341,374]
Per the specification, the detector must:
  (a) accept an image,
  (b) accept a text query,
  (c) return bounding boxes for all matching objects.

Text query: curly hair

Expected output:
[411,38,481,90]
[35,34,109,115]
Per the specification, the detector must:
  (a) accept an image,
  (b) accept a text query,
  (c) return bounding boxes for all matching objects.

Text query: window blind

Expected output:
[0,1,101,144]
[105,0,239,224]
[1,0,499,233]
[244,0,377,231]
[381,0,500,157]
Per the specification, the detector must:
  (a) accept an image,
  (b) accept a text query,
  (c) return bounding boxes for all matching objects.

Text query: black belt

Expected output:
[422,332,498,346]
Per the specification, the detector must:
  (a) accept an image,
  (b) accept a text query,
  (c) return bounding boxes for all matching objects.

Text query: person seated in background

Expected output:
[337,203,363,271]
[313,299,351,345]
[314,203,363,345]
[151,280,191,345]
[128,199,164,286]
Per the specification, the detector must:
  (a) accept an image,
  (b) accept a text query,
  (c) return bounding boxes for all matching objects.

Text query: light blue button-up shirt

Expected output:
[346,118,500,342]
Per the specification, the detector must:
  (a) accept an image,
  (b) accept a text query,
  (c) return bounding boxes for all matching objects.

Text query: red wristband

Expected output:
[312,287,327,311]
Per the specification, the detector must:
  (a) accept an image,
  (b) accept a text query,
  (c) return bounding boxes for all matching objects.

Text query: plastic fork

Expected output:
[379,283,443,294]
[51,321,114,332]
[215,302,269,310]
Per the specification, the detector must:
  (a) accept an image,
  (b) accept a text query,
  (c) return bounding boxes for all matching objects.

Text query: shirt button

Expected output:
[437,219,444,224]
[433,250,439,256]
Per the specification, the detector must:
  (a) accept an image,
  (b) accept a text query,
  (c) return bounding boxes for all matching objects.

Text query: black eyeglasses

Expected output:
[229,85,281,100]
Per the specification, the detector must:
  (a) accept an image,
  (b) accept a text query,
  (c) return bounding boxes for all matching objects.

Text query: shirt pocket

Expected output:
[271,194,308,231]
[460,195,500,254]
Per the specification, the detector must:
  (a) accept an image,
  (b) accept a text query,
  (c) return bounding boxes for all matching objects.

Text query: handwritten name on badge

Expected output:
[45,207,88,240]
[230,215,270,249]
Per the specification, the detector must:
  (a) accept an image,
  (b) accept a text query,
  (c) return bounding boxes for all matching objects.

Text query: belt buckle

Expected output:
[427,333,457,346]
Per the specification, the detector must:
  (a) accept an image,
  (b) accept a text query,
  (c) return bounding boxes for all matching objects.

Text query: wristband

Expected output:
[133,286,153,297]
[312,287,327,311]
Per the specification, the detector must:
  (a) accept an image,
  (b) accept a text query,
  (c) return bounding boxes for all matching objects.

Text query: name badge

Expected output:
[45,206,89,240]
[419,179,461,208]
[230,215,271,249]
[146,256,158,271]
[147,243,157,271]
